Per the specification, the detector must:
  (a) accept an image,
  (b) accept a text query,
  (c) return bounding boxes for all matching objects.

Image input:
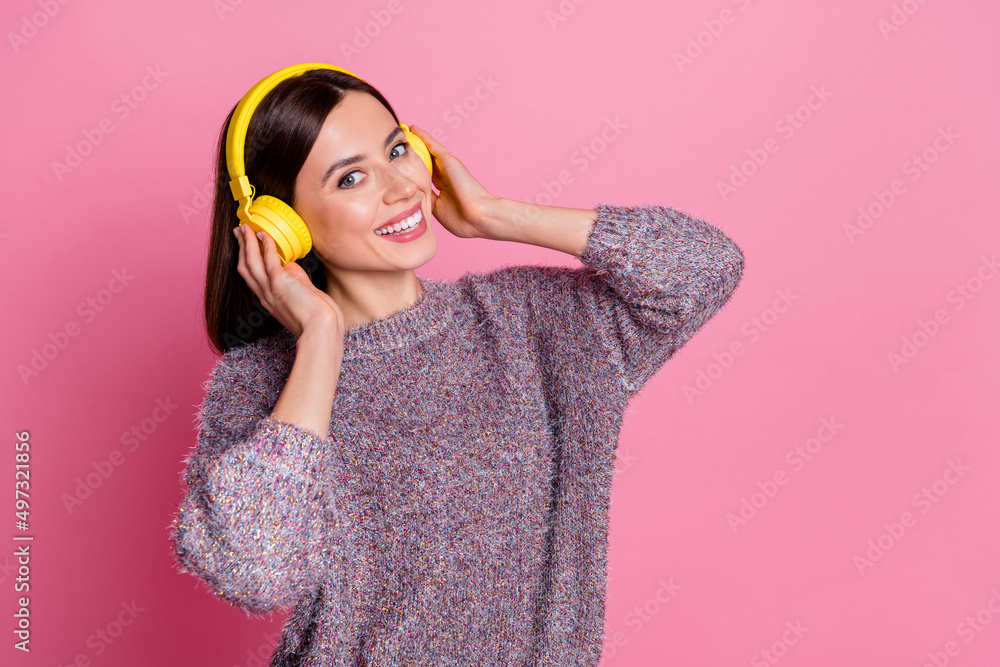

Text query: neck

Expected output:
[324,270,425,330]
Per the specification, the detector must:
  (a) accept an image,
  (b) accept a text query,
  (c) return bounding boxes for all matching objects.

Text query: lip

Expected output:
[375,201,422,233]
[377,208,427,243]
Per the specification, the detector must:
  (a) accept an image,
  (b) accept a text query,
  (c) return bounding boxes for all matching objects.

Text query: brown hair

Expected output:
[203,68,402,355]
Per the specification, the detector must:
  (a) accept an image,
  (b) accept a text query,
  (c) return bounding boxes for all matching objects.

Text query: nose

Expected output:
[381,158,419,203]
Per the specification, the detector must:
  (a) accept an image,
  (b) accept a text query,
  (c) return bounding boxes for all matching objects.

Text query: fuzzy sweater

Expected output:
[169,203,745,666]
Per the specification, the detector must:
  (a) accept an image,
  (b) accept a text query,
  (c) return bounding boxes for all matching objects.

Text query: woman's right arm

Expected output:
[170,220,355,613]
[170,322,355,615]
[272,322,344,438]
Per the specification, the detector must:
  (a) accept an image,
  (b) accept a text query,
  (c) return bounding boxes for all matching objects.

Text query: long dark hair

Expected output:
[203,68,402,355]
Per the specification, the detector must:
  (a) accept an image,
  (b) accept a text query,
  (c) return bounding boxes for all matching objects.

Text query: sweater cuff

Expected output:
[580,203,745,285]
[237,414,333,481]
[580,203,631,269]
[579,203,667,274]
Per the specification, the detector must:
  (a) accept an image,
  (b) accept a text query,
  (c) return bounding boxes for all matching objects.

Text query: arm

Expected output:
[405,125,745,397]
[169,328,356,615]
[478,198,746,398]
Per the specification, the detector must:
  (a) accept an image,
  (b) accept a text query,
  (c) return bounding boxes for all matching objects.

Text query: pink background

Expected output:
[2,0,999,665]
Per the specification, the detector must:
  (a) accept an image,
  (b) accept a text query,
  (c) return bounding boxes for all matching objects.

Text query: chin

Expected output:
[412,235,437,267]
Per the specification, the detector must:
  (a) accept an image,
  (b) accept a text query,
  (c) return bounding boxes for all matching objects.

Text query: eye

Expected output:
[336,142,410,189]
[389,141,408,160]
[338,170,363,188]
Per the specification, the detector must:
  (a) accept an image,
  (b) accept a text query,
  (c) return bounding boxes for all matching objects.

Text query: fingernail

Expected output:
[232,227,239,239]
[256,232,264,241]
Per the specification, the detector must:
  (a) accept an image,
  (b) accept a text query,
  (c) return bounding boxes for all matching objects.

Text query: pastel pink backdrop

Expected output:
[2,0,998,665]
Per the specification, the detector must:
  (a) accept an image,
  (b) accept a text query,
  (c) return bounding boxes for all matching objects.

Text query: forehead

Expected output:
[311,90,395,155]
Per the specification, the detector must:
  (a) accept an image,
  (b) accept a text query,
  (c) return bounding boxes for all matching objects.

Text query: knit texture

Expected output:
[169,203,745,666]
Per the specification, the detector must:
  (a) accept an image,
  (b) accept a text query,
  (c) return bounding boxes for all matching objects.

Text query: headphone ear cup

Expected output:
[247,195,313,265]
[400,123,433,176]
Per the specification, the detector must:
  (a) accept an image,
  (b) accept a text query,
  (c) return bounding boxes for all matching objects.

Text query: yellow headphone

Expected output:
[225,62,433,265]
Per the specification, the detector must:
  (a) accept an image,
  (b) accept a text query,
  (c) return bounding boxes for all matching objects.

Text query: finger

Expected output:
[233,225,247,278]
[430,191,446,222]
[243,225,266,276]
[233,226,263,297]
[409,124,450,157]
[286,262,312,288]
[257,228,283,275]
[428,190,442,213]
[425,150,450,191]
[240,224,269,296]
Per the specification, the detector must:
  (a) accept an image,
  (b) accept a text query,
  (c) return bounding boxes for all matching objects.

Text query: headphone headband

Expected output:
[225,62,362,202]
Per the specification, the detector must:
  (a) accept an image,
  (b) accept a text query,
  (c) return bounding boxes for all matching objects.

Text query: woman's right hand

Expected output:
[233,224,345,340]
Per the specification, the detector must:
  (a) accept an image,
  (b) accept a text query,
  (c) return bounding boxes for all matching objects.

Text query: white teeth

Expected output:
[376,209,422,235]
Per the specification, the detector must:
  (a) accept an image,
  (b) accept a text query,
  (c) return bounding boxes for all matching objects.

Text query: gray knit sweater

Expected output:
[169,203,745,666]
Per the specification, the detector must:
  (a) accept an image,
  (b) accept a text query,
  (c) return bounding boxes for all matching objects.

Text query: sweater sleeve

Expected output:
[468,203,745,400]
[575,203,745,396]
[169,347,355,616]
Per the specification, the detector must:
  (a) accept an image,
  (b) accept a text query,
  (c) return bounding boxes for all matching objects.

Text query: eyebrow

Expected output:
[320,126,404,188]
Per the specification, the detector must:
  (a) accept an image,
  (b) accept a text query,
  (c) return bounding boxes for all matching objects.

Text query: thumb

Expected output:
[284,259,312,286]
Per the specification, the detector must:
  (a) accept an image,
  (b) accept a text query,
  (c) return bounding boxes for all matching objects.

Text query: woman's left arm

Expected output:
[481,197,747,397]
[409,125,747,397]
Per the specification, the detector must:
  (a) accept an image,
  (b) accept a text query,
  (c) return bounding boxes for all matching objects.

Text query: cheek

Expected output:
[304,201,367,246]
[331,198,371,223]
[419,163,434,189]
[335,200,381,238]
[398,157,433,189]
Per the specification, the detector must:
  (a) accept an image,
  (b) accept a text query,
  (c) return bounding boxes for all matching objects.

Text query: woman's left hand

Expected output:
[408,124,502,241]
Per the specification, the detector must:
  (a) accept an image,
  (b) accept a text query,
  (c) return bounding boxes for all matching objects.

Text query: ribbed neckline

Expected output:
[338,276,455,359]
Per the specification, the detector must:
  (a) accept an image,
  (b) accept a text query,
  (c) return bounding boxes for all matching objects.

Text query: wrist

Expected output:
[478,197,535,244]
[297,316,344,351]
[480,198,596,256]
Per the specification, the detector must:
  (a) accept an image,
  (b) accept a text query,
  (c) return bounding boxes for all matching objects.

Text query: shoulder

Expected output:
[192,328,298,461]
[452,263,616,364]
[449,263,613,371]
[205,328,297,401]
[453,263,592,320]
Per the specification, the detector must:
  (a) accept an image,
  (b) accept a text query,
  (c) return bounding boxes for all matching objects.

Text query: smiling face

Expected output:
[292,90,436,279]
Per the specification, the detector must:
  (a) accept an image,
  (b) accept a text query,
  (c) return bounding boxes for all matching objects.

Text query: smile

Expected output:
[375,209,423,236]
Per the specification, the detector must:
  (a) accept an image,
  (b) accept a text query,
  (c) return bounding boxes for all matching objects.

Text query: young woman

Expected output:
[170,66,745,666]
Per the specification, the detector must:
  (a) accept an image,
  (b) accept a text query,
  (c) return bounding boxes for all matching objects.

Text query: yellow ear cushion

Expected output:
[248,196,312,265]
[400,124,433,175]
